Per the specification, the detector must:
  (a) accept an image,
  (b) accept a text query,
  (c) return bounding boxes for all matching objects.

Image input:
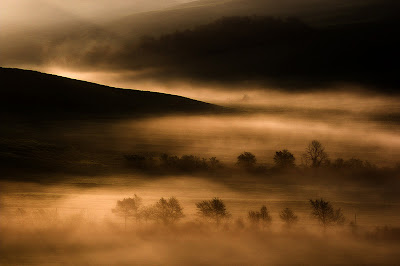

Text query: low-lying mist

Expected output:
[1,178,400,265]
[2,1,400,263]
[111,112,400,166]
[2,87,400,264]
[3,89,399,168]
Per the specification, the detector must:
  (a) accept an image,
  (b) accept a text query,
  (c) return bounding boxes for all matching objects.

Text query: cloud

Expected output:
[94,16,398,93]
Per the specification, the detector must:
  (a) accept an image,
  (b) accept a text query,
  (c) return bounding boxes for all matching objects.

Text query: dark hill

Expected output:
[0,67,224,118]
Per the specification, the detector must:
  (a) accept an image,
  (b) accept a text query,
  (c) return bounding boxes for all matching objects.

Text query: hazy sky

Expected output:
[1,0,191,26]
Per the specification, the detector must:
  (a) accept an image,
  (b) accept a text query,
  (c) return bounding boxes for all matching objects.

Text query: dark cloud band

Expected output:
[105,16,398,93]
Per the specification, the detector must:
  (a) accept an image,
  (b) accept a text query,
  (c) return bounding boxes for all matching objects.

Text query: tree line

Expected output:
[124,140,379,173]
[112,196,345,231]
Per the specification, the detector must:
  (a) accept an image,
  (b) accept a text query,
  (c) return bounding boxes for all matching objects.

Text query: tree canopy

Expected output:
[237,152,257,168]
[248,205,272,228]
[302,140,329,168]
[152,197,185,225]
[309,198,345,228]
[279,207,298,227]
[112,195,142,229]
[274,149,295,168]
[196,198,230,225]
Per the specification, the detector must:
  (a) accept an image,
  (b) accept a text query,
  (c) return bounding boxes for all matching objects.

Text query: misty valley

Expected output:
[2,0,400,264]
[2,106,400,264]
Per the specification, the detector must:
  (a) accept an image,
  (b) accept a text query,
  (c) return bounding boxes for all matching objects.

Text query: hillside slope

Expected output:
[0,67,224,118]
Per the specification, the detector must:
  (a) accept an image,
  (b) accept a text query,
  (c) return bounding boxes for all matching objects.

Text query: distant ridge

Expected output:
[0,67,225,118]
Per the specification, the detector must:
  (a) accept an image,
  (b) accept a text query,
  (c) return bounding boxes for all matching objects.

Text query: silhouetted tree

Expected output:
[139,205,154,223]
[363,160,376,169]
[124,154,146,167]
[112,195,142,230]
[179,155,202,171]
[344,158,364,168]
[237,152,257,168]
[159,153,221,172]
[152,197,184,225]
[196,198,230,226]
[124,154,156,170]
[309,198,345,229]
[160,153,179,169]
[248,205,272,228]
[208,157,222,170]
[332,157,376,170]
[273,149,295,168]
[279,208,298,227]
[302,140,329,168]
[248,210,259,223]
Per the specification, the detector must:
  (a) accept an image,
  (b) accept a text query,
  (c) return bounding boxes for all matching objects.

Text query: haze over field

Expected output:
[1,0,400,265]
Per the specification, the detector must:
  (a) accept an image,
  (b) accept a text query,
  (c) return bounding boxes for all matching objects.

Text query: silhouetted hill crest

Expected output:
[0,67,225,118]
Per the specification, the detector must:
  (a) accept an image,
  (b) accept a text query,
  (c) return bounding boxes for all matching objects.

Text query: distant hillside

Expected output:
[0,68,224,118]
[109,0,400,38]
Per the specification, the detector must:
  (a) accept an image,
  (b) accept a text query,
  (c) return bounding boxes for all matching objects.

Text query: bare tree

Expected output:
[196,198,230,226]
[152,197,184,225]
[309,198,345,230]
[302,140,329,168]
[279,208,298,227]
[274,149,295,168]
[112,194,142,230]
